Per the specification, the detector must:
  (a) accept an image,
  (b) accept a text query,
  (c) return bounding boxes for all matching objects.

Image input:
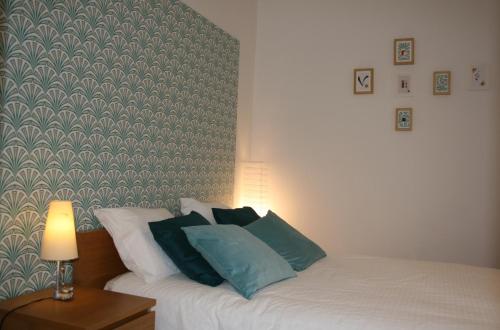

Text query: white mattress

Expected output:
[105,255,500,330]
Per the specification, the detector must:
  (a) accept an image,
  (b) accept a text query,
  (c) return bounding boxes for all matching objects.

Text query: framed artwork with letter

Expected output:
[353,68,374,94]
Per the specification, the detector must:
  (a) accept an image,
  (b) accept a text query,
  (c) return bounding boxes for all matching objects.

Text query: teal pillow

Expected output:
[182,225,296,299]
[245,210,326,271]
[212,206,260,226]
[148,212,224,286]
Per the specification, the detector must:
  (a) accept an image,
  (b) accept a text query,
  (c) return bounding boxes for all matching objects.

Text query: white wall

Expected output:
[181,0,258,204]
[251,0,500,267]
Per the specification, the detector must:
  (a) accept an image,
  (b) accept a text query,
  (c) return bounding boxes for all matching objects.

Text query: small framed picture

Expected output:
[398,74,412,95]
[394,38,415,65]
[353,68,374,94]
[469,64,488,90]
[433,71,451,95]
[395,108,412,131]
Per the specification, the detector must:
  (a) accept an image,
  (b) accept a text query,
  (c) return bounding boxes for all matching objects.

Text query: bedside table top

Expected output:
[0,286,156,330]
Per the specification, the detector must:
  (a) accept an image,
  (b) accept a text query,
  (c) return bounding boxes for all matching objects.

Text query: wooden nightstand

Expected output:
[0,286,155,330]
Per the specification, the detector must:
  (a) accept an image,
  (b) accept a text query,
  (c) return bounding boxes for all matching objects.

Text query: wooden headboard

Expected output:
[73,229,127,289]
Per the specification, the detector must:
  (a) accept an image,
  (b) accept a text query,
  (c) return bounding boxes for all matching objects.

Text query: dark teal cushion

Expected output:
[212,206,260,226]
[148,212,224,286]
[182,224,296,299]
[245,210,326,271]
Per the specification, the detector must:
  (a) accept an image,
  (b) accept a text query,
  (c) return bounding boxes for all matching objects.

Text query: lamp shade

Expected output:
[240,161,269,216]
[41,201,78,261]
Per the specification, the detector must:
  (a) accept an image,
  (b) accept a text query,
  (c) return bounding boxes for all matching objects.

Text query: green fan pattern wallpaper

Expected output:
[0,0,239,299]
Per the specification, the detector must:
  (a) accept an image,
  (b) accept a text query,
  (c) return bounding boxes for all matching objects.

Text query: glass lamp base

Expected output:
[52,260,74,301]
[53,286,74,301]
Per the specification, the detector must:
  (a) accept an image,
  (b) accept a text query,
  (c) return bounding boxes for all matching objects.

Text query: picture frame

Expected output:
[353,68,374,94]
[395,108,412,131]
[433,71,451,95]
[398,74,412,95]
[469,64,488,90]
[394,38,415,65]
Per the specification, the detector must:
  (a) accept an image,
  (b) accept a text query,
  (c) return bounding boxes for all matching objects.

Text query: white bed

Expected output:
[105,255,500,330]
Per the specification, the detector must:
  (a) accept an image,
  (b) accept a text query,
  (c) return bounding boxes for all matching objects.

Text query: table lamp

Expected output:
[41,200,78,300]
[240,161,269,216]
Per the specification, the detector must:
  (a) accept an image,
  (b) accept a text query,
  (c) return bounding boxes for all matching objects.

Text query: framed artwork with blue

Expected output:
[394,38,415,65]
[433,71,451,95]
[395,108,413,131]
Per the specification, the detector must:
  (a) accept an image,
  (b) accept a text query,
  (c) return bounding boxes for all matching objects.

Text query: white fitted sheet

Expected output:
[105,255,500,330]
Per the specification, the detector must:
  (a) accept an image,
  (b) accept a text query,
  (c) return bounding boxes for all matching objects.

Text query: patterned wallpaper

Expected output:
[0,0,239,300]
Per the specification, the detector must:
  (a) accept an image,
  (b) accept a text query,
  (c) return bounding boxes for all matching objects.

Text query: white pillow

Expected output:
[94,207,179,283]
[180,198,229,224]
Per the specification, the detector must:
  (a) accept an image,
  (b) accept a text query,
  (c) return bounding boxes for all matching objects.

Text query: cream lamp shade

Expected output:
[240,161,269,216]
[41,201,78,261]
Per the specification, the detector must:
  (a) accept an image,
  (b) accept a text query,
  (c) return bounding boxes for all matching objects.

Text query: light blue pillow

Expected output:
[182,225,296,299]
[245,210,326,271]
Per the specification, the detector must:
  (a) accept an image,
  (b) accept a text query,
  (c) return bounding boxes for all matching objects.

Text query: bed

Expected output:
[74,229,500,330]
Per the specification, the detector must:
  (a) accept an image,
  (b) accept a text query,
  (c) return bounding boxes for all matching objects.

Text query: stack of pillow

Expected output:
[95,198,326,299]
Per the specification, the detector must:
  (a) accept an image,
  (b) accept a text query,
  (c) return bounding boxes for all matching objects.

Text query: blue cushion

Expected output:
[245,210,326,271]
[182,225,296,299]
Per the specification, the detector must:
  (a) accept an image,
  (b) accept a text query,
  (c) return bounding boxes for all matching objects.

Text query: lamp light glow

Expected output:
[240,161,269,216]
[41,201,78,261]
[41,200,78,300]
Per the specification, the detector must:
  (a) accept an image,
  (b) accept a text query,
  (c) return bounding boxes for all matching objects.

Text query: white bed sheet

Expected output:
[105,255,500,330]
